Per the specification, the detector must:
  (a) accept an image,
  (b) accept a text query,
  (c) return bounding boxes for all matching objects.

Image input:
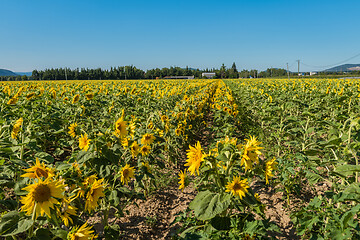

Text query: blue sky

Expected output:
[1,0,360,72]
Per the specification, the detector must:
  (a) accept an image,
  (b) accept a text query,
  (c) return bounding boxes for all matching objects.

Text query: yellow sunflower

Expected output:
[7,97,18,105]
[265,158,278,184]
[239,136,263,171]
[20,178,65,219]
[58,198,77,227]
[225,176,249,199]
[11,117,23,139]
[68,123,77,138]
[68,222,97,240]
[85,178,106,213]
[21,158,54,179]
[184,141,205,175]
[178,170,187,191]
[85,93,94,100]
[120,164,135,185]
[79,134,91,151]
[140,145,151,156]
[114,117,128,138]
[130,141,140,158]
[141,133,156,145]
[72,94,80,104]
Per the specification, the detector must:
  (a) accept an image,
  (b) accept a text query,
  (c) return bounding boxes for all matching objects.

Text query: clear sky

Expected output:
[1,0,360,73]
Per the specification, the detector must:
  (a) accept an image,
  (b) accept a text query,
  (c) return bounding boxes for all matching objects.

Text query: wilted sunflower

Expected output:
[68,123,77,138]
[79,134,91,151]
[140,145,151,156]
[21,158,54,179]
[184,141,205,175]
[265,158,278,184]
[239,136,263,171]
[11,117,23,139]
[68,222,97,240]
[20,178,65,219]
[114,117,128,138]
[120,164,135,185]
[85,178,106,213]
[141,133,155,145]
[225,176,249,200]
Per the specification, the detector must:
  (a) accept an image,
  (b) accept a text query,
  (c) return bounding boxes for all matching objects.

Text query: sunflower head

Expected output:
[114,117,128,138]
[68,222,97,240]
[20,178,65,219]
[140,145,151,156]
[265,158,278,184]
[21,158,54,179]
[79,134,91,151]
[184,141,205,175]
[141,133,155,145]
[120,164,135,185]
[225,176,249,200]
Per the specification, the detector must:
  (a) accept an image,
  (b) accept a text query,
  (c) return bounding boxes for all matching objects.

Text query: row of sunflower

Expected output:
[174,80,279,239]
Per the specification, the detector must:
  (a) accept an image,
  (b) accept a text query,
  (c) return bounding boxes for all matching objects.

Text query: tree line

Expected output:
[2,63,359,81]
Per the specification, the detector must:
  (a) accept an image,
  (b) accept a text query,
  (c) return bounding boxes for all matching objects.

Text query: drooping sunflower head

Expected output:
[68,123,78,138]
[79,134,91,151]
[72,94,80,104]
[178,170,188,191]
[84,178,106,213]
[11,117,23,139]
[114,117,128,138]
[225,176,249,200]
[21,158,54,179]
[130,141,140,158]
[68,222,97,240]
[265,158,278,184]
[20,178,65,219]
[120,164,135,185]
[184,141,205,175]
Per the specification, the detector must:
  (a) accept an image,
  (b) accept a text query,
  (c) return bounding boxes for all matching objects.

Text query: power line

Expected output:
[301,51,360,70]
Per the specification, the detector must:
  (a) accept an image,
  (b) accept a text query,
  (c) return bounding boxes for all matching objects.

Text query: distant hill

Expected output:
[15,72,32,76]
[0,69,18,76]
[324,64,360,72]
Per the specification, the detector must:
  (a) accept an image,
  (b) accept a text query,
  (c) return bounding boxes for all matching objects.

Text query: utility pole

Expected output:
[297,60,300,78]
[287,63,290,80]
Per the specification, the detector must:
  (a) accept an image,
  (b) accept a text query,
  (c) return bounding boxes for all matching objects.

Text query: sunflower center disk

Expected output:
[232,182,242,191]
[35,168,48,178]
[34,184,51,202]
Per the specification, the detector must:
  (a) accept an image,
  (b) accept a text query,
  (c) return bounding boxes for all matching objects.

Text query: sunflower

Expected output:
[26,92,36,100]
[21,158,54,179]
[130,141,140,158]
[225,176,249,200]
[79,134,91,151]
[120,164,135,185]
[85,93,94,100]
[68,123,77,138]
[58,198,77,227]
[72,94,80,104]
[85,178,106,213]
[141,133,155,145]
[20,178,65,219]
[239,136,263,171]
[11,118,23,139]
[184,141,205,175]
[178,170,187,191]
[265,158,278,184]
[129,122,136,139]
[68,222,97,240]
[140,145,151,156]
[7,97,18,105]
[114,117,128,138]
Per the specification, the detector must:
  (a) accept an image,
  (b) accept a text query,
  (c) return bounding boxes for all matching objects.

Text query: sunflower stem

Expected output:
[28,203,37,237]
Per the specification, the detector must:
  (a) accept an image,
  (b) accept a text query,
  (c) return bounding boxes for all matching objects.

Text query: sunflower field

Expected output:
[0,78,359,240]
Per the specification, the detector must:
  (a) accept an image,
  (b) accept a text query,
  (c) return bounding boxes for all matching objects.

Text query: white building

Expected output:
[202,72,216,78]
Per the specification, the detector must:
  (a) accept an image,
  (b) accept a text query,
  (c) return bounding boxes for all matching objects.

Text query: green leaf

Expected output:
[0,213,34,237]
[210,216,231,230]
[52,229,68,240]
[34,152,54,163]
[334,164,360,177]
[35,228,51,240]
[189,190,231,221]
